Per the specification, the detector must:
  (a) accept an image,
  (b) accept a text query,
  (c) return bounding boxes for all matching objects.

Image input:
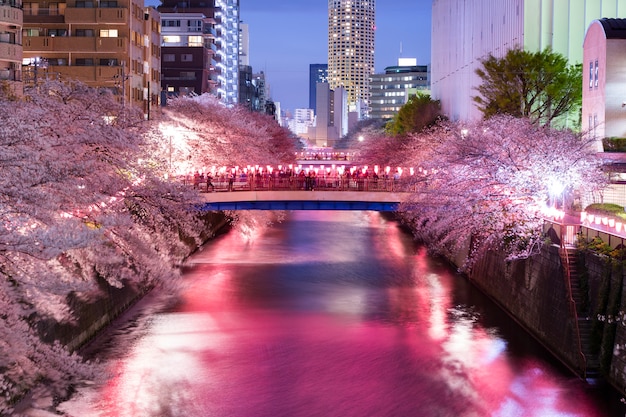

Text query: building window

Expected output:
[49,58,67,65]
[48,28,67,36]
[99,58,118,66]
[99,29,118,37]
[181,54,193,62]
[75,1,94,7]
[594,59,599,88]
[188,19,202,31]
[75,29,95,37]
[163,54,175,62]
[589,61,593,89]
[188,36,202,47]
[163,20,181,27]
[75,58,94,66]
[180,71,195,80]
[99,0,117,7]
[162,35,181,44]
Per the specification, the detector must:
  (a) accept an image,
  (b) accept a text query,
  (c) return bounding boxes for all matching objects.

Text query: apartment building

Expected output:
[22,0,161,118]
[0,0,23,94]
[157,0,239,106]
[160,11,217,99]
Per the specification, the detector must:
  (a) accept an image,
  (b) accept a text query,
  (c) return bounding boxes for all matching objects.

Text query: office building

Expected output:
[328,0,375,117]
[22,0,161,118]
[158,0,239,106]
[0,0,22,95]
[431,0,626,121]
[369,58,429,120]
[309,63,327,113]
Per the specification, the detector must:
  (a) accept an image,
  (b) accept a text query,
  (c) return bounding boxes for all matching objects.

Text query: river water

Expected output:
[62,210,624,417]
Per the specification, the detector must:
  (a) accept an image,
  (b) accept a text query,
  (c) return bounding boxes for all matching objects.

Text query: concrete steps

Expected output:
[560,247,601,380]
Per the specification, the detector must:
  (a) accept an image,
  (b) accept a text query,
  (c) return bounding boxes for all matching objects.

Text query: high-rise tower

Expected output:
[328,0,375,117]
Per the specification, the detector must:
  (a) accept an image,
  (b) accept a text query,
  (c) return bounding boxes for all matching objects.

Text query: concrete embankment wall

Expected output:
[469,246,582,373]
[39,211,230,353]
[468,244,626,394]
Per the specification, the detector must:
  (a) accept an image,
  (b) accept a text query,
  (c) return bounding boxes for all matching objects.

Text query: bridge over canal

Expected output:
[199,190,411,211]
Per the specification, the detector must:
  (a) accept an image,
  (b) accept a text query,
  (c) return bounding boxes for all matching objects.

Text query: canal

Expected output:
[62,210,624,416]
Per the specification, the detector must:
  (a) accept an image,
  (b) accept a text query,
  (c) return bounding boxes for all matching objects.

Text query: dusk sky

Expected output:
[240,0,432,113]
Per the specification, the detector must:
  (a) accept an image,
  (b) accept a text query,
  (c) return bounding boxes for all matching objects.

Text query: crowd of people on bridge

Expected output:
[184,164,410,193]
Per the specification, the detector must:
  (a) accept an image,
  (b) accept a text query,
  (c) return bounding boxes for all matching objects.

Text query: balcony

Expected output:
[23,8,64,24]
[0,39,22,62]
[0,4,22,24]
[24,35,97,52]
[64,6,126,23]
[96,37,126,52]
[24,35,126,53]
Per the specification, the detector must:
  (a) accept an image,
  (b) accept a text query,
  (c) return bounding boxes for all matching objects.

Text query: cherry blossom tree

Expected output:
[0,81,207,413]
[350,115,607,268]
[152,95,298,177]
[396,115,607,268]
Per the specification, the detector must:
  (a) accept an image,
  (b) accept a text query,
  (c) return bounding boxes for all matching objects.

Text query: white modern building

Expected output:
[328,0,375,117]
[431,0,626,121]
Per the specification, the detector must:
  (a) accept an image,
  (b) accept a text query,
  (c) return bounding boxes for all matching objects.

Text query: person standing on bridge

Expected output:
[206,173,214,192]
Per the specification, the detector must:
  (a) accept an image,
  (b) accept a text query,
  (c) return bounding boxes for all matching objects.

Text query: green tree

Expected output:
[385,92,443,136]
[473,47,582,126]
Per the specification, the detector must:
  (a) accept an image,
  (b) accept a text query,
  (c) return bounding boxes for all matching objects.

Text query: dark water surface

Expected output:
[69,211,625,417]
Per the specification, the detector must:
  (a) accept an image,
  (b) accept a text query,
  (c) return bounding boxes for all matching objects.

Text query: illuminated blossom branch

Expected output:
[396,115,607,268]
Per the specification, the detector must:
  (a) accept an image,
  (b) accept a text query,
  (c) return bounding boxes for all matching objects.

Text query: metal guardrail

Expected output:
[185,176,410,193]
[544,218,626,249]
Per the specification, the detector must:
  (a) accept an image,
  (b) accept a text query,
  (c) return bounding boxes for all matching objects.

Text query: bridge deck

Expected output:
[199,190,411,211]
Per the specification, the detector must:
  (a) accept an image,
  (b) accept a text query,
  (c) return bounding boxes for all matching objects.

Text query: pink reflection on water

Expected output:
[72,212,606,417]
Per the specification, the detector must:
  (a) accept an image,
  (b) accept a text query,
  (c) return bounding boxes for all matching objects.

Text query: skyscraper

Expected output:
[328,0,375,117]
[309,63,328,113]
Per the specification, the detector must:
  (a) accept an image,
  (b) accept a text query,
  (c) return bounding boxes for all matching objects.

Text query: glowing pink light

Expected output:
[580,212,587,222]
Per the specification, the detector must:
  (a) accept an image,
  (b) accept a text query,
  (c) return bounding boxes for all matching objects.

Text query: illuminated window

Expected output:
[99,29,118,37]
[594,60,599,88]
[163,35,181,44]
[589,61,593,89]
[188,36,202,46]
